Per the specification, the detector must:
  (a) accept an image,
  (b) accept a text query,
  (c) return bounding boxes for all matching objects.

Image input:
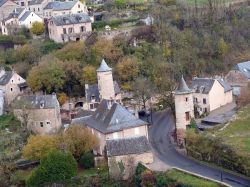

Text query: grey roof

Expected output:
[175,76,191,94]
[3,8,25,21]
[191,77,232,94]
[97,59,112,72]
[52,13,91,26]
[28,0,44,6]
[233,61,250,79]
[72,100,147,134]
[19,11,32,21]
[12,95,59,109]
[0,0,8,7]
[217,79,232,92]
[106,136,151,157]
[44,1,77,10]
[85,81,121,103]
[0,71,13,85]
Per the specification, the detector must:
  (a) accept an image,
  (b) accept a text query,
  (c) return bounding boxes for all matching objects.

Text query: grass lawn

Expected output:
[166,169,224,187]
[215,104,250,155]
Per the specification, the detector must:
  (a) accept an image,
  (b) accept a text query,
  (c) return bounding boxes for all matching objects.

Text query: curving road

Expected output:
[148,110,250,187]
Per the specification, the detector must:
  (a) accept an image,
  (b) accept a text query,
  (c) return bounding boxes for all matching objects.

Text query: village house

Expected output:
[0,68,27,105]
[13,0,29,7]
[48,12,91,43]
[85,59,122,111]
[106,136,153,180]
[12,94,62,134]
[27,0,52,18]
[225,61,250,96]
[43,0,87,19]
[0,0,18,23]
[71,99,149,155]
[1,7,43,35]
[173,76,233,143]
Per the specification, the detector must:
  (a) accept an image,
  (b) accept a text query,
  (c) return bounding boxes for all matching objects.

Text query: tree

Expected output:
[114,0,125,9]
[81,65,97,85]
[59,125,99,160]
[218,38,229,57]
[57,92,68,106]
[132,77,155,109]
[22,135,59,160]
[79,151,95,169]
[27,150,77,186]
[31,22,45,35]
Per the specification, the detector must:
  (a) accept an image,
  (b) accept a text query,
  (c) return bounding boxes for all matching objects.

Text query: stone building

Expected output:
[225,61,250,96]
[173,76,194,142]
[48,13,92,43]
[0,0,18,23]
[106,136,153,180]
[12,94,62,134]
[0,69,27,105]
[27,0,52,18]
[71,99,149,155]
[85,59,122,111]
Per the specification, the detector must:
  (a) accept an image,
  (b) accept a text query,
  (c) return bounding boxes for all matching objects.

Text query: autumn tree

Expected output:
[22,135,59,160]
[59,125,99,160]
[57,92,68,106]
[81,65,97,85]
[31,22,45,35]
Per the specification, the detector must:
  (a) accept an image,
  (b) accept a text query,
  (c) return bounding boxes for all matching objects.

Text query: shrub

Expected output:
[31,22,45,35]
[134,163,147,186]
[39,40,63,54]
[79,151,95,169]
[141,170,156,187]
[27,150,77,186]
[156,173,176,186]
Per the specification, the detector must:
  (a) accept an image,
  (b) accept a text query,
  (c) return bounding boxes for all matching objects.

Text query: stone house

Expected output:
[106,136,153,180]
[173,76,233,142]
[0,0,18,23]
[71,99,149,155]
[12,94,62,134]
[225,61,250,96]
[85,59,122,111]
[1,7,43,35]
[48,13,92,43]
[0,68,27,105]
[43,0,87,19]
[27,0,52,18]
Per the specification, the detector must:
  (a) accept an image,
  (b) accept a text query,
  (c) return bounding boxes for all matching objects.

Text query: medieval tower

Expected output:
[173,76,194,144]
[97,59,115,101]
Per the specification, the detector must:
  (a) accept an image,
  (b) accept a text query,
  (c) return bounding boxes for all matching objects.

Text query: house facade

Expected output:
[0,68,27,105]
[48,13,91,43]
[71,100,149,155]
[43,0,87,19]
[106,136,153,180]
[1,7,43,35]
[27,0,52,18]
[225,61,250,96]
[0,0,18,22]
[85,59,122,111]
[12,94,62,134]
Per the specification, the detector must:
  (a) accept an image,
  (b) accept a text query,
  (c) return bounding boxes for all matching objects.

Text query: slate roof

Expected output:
[174,76,192,94]
[52,13,91,26]
[0,0,7,7]
[19,11,32,21]
[233,61,250,79]
[12,95,59,109]
[28,0,44,6]
[97,59,112,72]
[85,81,121,103]
[191,77,232,94]
[3,8,25,21]
[44,1,77,10]
[0,71,13,85]
[106,136,151,157]
[71,100,147,134]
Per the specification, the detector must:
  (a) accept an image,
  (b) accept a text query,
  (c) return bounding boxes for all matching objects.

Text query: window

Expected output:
[78,4,80,8]
[21,2,24,6]
[68,27,73,33]
[204,108,208,113]
[113,132,118,139]
[185,112,190,121]
[203,98,206,104]
[32,14,33,16]
[46,121,51,125]
[11,79,13,82]
[185,97,188,102]
[195,98,198,102]
[10,88,13,91]
[33,8,35,12]
[90,103,94,109]
[80,26,85,32]
[40,122,44,127]
[38,8,40,11]
[91,96,96,101]
[63,28,67,34]
[135,127,139,135]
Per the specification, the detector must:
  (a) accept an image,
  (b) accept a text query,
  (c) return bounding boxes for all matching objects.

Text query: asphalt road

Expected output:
[148,110,250,187]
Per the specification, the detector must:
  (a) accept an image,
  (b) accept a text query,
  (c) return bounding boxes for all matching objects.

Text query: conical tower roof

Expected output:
[175,76,192,94]
[97,59,112,72]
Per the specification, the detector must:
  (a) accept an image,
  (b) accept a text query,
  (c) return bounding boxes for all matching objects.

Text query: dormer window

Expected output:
[91,95,96,101]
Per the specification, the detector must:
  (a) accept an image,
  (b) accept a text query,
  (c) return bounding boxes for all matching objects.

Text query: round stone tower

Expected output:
[173,76,194,145]
[97,59,115,100]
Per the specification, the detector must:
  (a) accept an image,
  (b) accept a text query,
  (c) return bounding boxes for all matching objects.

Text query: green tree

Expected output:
[79,151,95,169]
[27,150,77,186]
[31,22,45,35]
[218,38,229,57]
[114,0,125,8]
[81,65,97,85]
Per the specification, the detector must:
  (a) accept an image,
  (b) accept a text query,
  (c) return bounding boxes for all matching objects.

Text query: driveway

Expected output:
[148,110,250,187]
